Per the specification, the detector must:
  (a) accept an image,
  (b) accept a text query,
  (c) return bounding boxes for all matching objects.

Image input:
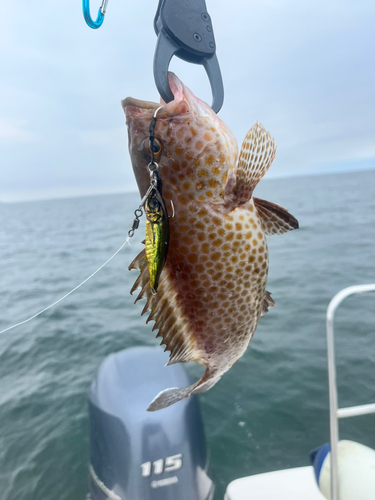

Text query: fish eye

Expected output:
[148,138,162,155]
[142,137,162,161]
[147,198,159,210]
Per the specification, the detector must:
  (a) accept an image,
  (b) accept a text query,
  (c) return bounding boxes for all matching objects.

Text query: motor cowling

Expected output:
[88,346,214,500]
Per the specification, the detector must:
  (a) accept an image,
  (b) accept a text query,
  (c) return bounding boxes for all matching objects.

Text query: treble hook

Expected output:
[83,0,109,29]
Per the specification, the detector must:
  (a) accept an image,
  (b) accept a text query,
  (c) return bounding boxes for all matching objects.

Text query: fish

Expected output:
[122,73,298,411]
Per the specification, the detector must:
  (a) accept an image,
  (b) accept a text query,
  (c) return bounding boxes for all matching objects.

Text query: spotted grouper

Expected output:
[122,73,298,411]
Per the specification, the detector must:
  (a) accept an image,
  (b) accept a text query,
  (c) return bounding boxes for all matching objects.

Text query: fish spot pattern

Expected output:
[124,86,294,403]
[147,115,239,205]
[165,197,268,367]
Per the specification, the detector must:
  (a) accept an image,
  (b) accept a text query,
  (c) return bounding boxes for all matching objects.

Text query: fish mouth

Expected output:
[122,97,159,116]
[166,72,212,116]
[122,73,212,120]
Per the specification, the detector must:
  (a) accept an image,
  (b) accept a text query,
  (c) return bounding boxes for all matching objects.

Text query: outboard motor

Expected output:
[88,346,214,500]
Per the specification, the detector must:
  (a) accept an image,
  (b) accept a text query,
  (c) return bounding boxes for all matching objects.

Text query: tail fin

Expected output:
[147,369,221,411]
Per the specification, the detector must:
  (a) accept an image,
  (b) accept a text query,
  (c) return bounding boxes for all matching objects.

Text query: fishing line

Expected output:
[0,237,130,335]
[1,107,167,336]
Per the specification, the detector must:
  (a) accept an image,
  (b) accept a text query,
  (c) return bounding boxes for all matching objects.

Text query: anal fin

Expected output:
[254,197,299,235]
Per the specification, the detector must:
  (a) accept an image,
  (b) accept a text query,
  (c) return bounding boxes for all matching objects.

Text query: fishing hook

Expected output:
[149,107,164,166]
[128,108,175,239]
[168,200,175,219]
[83,0,109,29]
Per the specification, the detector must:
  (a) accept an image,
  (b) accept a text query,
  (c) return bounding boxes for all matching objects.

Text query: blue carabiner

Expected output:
[83,0,109,29]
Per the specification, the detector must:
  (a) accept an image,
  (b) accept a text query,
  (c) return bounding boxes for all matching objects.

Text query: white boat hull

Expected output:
[225,466,323,500]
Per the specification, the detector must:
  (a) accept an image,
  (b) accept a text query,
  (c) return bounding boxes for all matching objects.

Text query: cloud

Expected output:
[0,0,374,201]
[0,120,40,143]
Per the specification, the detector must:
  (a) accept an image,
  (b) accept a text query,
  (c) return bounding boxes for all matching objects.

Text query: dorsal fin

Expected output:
[261,290,275,317]
[253,197,299,235]
[225,122,276,204]
[128,248,202,365]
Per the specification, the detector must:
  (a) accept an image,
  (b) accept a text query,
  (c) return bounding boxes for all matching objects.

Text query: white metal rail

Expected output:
[326,284,375,500]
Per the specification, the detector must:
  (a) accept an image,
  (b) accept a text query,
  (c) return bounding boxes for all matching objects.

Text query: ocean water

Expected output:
[1,169,375,500]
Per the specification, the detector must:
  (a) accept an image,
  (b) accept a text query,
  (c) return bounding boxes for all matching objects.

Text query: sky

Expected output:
[1,0,374,202]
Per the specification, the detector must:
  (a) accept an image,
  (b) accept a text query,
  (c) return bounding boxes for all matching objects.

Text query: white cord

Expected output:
[0,237,130,335]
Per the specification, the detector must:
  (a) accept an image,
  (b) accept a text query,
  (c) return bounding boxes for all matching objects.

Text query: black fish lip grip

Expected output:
[154,0,224,114]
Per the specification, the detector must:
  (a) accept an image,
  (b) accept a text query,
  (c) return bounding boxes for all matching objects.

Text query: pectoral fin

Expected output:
[254,197,299,235]
[225,122,276,203]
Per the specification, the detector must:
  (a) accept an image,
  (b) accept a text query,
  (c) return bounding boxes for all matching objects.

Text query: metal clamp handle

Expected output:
[153,0,224,113]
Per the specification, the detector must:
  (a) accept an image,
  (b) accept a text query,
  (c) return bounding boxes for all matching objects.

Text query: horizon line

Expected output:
[1,165,374,205]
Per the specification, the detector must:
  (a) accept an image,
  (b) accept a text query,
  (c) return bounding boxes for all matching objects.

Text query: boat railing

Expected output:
[326,284,375,500]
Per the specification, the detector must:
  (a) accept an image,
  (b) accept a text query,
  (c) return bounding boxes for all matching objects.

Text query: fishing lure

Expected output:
[144,168,172,294]
[128,108,173,294]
